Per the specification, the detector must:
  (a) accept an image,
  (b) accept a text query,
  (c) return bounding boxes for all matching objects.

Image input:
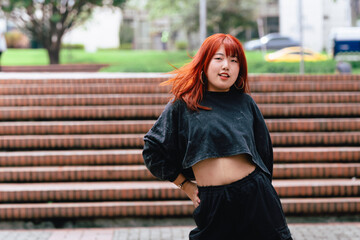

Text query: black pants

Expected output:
[189,168,292,240]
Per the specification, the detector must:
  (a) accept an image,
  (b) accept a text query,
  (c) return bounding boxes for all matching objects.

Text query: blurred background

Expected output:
[0,0,359,73]
[0,2,359,235]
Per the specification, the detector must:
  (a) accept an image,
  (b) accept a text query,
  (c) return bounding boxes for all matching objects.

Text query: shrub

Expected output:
[248,60,336,74]
[119,43,133,50]
[5,30,30,48]
[349,61,360,69]
[61,43,85,50]
[176,41,188,50]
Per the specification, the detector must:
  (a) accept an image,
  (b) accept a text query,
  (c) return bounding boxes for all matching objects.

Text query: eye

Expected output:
[214,57,222,60]
[231,59,238,63]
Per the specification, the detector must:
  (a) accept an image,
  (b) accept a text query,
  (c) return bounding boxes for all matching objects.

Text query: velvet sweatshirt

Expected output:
[142,88,273,182]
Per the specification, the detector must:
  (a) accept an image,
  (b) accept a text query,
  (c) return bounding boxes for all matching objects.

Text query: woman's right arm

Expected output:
[143,101,200,207]
[173,173,200,208]
[143,101,183,181]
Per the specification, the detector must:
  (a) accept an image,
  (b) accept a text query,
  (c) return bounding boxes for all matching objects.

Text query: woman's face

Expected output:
[206,44,240,92]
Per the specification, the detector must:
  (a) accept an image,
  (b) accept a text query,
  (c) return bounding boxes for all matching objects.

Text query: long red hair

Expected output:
[162,33,249,111]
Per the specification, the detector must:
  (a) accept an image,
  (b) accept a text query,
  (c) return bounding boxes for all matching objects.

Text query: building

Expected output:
[257,0,280,36]
[279,0,354,52]
[62,7,122,52]
[121,8,173,50]
[61,0,358,53]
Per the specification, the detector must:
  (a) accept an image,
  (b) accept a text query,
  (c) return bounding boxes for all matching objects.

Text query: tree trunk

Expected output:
[47,47,60,65]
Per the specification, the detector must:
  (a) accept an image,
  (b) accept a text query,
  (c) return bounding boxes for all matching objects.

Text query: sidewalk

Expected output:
[0,72,169,79]
[0,223,359,240]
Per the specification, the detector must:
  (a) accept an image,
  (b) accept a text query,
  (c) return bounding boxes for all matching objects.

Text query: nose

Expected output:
[222,59,229,70]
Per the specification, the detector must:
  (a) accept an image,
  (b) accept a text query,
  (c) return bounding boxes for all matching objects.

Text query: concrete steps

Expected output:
[0,73,359,219]
[0,179,359,203]
[0,147,358,167]
[0,103,359,121]
[0,92,359,107]
[0,118,358,135]
[0,163,358,183]
[0,132,359,151]
[0,198,358,220]
[0,81,359,95]
[0,149,144,166]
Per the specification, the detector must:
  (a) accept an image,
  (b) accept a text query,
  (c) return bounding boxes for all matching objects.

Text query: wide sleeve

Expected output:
[251,99,274,181]
[142,100,184,182]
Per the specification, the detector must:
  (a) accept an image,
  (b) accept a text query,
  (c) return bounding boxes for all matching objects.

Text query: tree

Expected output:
[126,0,200,50]
[206,0,257,37]
[131,0,257,50]
[0,0,126,64]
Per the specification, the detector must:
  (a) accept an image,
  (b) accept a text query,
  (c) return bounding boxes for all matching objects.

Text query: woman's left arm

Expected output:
[252,101,274,180]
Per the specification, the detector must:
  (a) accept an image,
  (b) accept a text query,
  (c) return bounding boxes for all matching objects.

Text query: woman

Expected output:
[143,33,292,240]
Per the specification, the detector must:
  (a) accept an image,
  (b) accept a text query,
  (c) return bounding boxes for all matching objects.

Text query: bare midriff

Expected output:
[192,154,256,187]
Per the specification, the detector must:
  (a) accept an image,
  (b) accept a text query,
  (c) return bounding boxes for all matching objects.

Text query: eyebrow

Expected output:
[214,52,238,58]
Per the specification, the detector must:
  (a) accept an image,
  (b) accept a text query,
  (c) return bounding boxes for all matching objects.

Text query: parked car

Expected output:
[265,46,328,62]
[244,33,299,51]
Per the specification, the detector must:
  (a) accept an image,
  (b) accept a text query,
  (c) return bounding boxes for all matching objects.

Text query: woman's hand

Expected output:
[182,181,201,208]
[172,174,200,208]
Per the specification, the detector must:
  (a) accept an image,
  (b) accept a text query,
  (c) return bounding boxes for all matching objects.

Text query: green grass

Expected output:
[1,48,358,74]
[2,49,50,65]
[63,49,195,72]
[2,48,194,72]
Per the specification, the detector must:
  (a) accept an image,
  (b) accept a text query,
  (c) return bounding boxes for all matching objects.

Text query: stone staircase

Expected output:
[0,73,359,220]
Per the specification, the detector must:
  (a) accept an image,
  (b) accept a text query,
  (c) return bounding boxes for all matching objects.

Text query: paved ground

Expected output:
[0,72,169,79]
[0,223,360,240]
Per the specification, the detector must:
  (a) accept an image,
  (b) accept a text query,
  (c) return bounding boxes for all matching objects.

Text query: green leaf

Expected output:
[50,13,61,23]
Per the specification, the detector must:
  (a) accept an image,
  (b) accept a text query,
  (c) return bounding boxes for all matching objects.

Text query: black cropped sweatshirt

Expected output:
[142,88,273,182]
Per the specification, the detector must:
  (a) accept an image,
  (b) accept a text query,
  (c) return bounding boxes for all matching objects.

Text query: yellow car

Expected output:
[265,47,328,62]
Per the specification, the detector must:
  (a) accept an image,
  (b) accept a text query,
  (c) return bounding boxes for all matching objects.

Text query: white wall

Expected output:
[63,7,122,52]
[279,0,351,52]
[323,0,352,49]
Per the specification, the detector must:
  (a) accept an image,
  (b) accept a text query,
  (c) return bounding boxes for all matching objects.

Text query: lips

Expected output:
[219,73,230,80]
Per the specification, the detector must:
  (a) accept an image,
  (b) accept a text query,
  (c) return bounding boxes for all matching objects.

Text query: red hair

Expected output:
[162,33,249,111]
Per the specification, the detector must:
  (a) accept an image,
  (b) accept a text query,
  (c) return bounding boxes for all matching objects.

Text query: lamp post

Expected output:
[200,0,207,44]
[298,0,304,74]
